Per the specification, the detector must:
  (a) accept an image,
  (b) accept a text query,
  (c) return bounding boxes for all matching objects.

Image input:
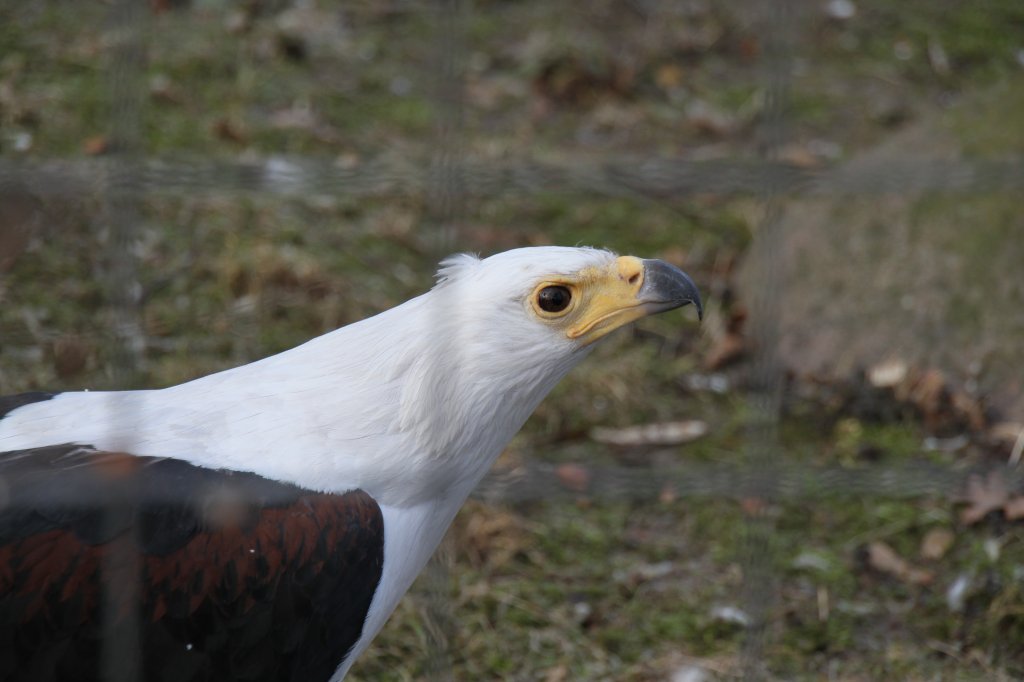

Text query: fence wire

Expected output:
[422,0,466,676]
[3,0,1023,680]
[100,1,149,679]
[733,1,798,675]
[4,156,1023,200]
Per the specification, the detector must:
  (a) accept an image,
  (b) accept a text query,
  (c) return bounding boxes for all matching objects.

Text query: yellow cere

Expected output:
[529,256,655,346]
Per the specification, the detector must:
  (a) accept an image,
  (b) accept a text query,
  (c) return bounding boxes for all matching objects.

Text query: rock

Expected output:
[946,573,971,612]
[868,359,908,388]
[710,605,751,626]
[590,420,708,447]
[739,76,1024,423]
[824,0,857,20]
[671,665,710,682]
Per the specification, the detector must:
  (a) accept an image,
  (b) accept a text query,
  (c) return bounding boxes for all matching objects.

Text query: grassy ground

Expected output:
[2,1,1023,679]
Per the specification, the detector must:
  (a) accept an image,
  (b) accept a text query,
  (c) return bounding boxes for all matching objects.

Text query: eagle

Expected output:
[0,246,701,681]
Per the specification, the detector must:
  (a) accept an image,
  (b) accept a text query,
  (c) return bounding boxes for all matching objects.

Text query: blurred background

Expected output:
[1,0,1023,679]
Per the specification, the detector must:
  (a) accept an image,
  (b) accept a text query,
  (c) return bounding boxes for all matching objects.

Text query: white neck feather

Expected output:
[0,252,601,509]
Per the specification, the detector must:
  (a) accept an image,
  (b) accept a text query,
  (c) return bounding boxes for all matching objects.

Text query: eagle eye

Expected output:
[537,285,572,313]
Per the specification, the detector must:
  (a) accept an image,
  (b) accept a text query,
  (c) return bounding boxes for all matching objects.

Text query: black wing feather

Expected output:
[0,443,384,682]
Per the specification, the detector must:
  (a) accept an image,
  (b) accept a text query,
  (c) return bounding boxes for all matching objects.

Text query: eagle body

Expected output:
[0,247,701,680]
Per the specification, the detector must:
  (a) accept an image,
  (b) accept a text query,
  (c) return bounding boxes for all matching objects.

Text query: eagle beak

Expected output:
[567,256,703,345]
[638,258,703,321]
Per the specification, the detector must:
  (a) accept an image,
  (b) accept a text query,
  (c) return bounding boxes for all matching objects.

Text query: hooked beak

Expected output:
[637,258,703,321]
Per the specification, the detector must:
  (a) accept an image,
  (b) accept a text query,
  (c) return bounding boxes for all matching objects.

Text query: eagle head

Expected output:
[392,246,702,491]
[431,245,700,350]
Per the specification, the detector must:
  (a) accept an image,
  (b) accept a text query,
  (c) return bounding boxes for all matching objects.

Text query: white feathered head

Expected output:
[389,246,702,492]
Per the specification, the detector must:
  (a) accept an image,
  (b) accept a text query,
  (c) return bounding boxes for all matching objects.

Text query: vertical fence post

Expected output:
[738,0,801,678]
[421,0,467,679]
[99,1,147,680]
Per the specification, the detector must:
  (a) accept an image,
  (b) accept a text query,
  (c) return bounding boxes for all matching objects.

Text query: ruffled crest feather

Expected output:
[433,252,480,287]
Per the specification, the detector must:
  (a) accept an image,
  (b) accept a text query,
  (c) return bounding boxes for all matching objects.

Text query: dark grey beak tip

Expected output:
[641,259,703,322]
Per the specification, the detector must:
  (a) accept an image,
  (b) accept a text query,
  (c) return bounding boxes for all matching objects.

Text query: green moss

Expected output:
[854,1,1024,83]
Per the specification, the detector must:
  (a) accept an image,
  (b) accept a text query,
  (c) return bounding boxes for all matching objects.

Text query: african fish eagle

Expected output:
[0,246,701,681]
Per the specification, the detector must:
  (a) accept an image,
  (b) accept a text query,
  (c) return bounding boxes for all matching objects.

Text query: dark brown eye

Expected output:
[537,285,572,313]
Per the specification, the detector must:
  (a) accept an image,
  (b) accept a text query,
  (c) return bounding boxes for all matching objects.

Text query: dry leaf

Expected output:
[455,501,527,569]
[990,422,1024,444]
[685,99,734,137]
[950,390,986,432]
[51,334,91,379]
[654,63,685,91]
[958,471,1009,525]
[920,528,954,561]
[778,144,821,169]
[543,664,569,682]
[212,118,248,144]
[704,333,745,370]
[83,135,109,155]
[149,74,181,104]
[556,463,590,493]
[533,55,634,106]
[910,369,947,413]
[990,422,1024,464]
[867,541,933,585]
[657,246,691,269]
[1004,496,1024,521]
[740,496,766,516]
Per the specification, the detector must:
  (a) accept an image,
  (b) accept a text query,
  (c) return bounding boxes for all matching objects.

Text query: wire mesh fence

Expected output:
[1,0,1023,680]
